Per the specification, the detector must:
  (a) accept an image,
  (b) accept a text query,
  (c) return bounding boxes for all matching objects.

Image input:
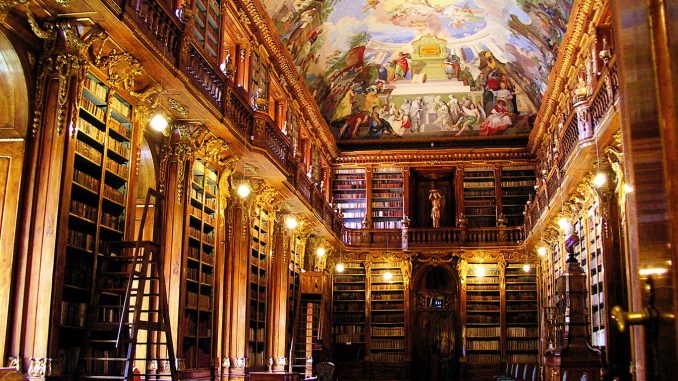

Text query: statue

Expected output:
[429,188,442,228]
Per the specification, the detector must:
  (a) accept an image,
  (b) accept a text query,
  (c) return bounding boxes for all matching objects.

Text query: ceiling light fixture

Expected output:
[149,112,169,132]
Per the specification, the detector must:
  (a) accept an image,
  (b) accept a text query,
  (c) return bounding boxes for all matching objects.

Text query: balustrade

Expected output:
[185,43,224,107]
[131,0,182,62]
[341,226,524,248]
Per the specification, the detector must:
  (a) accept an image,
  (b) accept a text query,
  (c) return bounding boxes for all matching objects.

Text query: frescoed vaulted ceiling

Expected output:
[261,0,573,144]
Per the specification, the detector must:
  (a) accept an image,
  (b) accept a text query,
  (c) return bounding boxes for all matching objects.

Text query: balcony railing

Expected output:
[341,226,524,248]
[525,57,619,233]
[122,0,341,236]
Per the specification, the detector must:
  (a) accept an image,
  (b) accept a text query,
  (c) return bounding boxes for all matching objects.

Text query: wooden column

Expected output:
[266,213,291,369]
[225,191,252,379]
[9,20,106,377]
[611,0,678,378]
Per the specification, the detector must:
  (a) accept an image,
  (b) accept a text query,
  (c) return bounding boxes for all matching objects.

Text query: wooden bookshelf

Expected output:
[287,235,303,342]
[250,50,268,110]
[368,262,406,365]
[332,262,366,363]
[332,168,367,229]
[500,165,535,226]
[371,168,404,229]
[504,263,539,363]
[191,0,221,61]
[586,204,605,346]
[462,167,497,228]
[464,263,501,366]
[57,72,133,376]
[248,207,271,367]
[182,158,218,369]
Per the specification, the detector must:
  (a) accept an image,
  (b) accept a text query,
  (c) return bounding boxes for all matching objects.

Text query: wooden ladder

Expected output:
[289,282,323,376]
[79,189,177,381]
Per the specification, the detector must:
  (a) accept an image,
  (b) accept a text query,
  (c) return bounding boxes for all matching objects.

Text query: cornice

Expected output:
[334,148,534,166]
[232,0,339,159]
[528,0,601,153]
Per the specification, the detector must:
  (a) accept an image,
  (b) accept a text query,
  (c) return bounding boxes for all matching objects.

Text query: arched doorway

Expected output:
[410,263,462,381]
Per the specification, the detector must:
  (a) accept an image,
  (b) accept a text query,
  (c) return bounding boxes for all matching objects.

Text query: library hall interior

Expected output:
[0,0,677,380]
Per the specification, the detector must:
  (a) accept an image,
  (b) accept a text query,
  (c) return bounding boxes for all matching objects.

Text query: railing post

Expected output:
[401,216,409,250]
[574,98,593,140]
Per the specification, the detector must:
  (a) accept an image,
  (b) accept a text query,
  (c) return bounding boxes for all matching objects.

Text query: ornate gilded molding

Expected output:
[130,82,164,127]
[94,43,142,91]
[0,0,28,22]
[28,11,107,137]
[335,149,532,165]
[168,97,190,117]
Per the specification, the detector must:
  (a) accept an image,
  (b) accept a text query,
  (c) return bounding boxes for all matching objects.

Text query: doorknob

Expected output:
[610,277,675,333]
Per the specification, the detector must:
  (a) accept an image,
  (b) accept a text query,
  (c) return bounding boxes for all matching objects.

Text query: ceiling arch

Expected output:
[262,0,573,144]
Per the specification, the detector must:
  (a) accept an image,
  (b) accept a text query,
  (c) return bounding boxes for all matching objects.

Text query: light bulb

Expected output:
[237,183,251,198]
[285,216,298,230]
[592,172,607,188]
[149,113,169,132]
[624,184,634,193]
[476,266,486,277]
[523,264,531,273]
[537,246,547,257]
[335,262,345,273]
[383,271,393,281]
[316,247,326,257]
[558,217,569,230]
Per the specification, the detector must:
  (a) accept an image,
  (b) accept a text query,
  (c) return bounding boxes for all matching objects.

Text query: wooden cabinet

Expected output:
[181,158,219,369]
[54,70,135,376]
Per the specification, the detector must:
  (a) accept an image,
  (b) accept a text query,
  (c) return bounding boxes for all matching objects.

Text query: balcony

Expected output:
[525,56,619,234]
[122,0,341,237]
[341,226,525,249]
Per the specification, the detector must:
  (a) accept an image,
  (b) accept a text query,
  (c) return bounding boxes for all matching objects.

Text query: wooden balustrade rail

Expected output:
[341,226,524,248]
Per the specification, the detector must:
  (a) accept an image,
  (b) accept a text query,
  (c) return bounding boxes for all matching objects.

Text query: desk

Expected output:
[248,372,299,381]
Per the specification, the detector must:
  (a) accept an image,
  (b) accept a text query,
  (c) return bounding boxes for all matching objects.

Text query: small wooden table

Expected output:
[248,372,299,381]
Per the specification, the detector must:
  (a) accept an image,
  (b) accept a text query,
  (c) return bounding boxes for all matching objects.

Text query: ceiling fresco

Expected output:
[261,0,572,143]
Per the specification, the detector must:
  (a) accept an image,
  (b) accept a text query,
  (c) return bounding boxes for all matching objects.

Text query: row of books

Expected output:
[67,229,95,251]
[371,291,404,299]
[333,314,365,324]
[465,191,496,199]
[465,207,496,216]
[467,315,500,324]
[334,325,364,336]
[335,274,365,282]
[334,303,364,313]
[106,139,130,160]
[501,180,535,187]
[467,303,500,311]
[372,210,402,217]
[371,314,403,324]
[335,285,365,292]
[506,340,539,351]
[84,77,108,101]
[335,202,366,209]
[372,326,404,336]
[334,292,365,301]
[63,258,92,288]
[81,98,106,122]
[77,117,105,143]
[507,326,539,337]
[372,304,404,312]
[335,194,367,200]
[371,182,403,189]
[205,183,217,197]
[186,291,212,310]
[373,221,402,229]
[463,181,495,189]
[76,140,103,164]
[110,97,131,120]
[105,160,128,178]
[467,340,499,351]
[507,303,538,311]
[371,338,403,349]
[109,118,132,140]
[373,191,403,198]
[61,301,87,327]
[101,211,124,231]
[466,295,500,302]
[103,184,125,204]
[506,354,538,363]
[341,212,366,219]
[96,305,120,323]
[204,197,217,210]
[73,169,100,192]
[342,222,363,229]
[70,199,97,221]
[506,313,538,322]
[334,182,366,189]
[467,326,501,337]
[465,198,496,206]
[371,284,404,291]
[466,284,500,291]
[502,188,532,196]
[84,350,124,375]
[372,201,403,208]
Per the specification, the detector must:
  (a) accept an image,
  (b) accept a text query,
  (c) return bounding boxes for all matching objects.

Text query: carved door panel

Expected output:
[412,294,457,381]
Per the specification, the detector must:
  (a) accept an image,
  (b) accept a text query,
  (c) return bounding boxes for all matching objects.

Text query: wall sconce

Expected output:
[149,112,169,133]
[537,246,548,257]
[523,264,531,273]
[592,172,608,188]
[316,247,326,257]
[285,216,298,230]
[383,271,393,281]
[475,265,486,277]
[335,262,345,273]
[236,183,251,199]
